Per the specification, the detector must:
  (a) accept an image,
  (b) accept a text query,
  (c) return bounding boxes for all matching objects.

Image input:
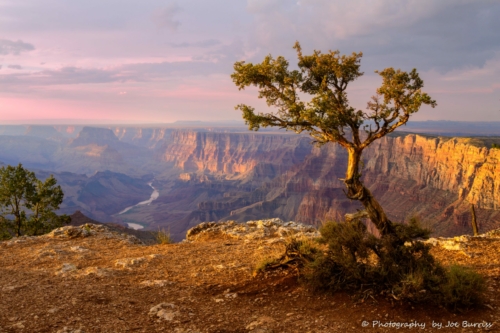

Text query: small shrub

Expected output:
[155,228,174,245]
[255,257,281,274]
[268,218,484,310]
[439,265,485,309]
[253,236,321,276]
[0,228,11,241]
[0,217,12,241]
[492,143,500,149]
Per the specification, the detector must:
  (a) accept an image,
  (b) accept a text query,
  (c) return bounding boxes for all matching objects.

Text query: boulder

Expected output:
[186,218,319,242]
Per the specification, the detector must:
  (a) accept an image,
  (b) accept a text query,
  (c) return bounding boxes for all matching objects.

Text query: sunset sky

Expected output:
[1,0,499,124]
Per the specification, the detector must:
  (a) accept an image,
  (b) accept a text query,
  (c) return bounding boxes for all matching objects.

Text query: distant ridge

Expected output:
[69,126,119,147]
[396,120,500,136]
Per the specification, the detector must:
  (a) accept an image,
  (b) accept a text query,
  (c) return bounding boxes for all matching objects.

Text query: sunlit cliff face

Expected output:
[160,131,307,175]
[157,130,499,236]
[0,124,498,237]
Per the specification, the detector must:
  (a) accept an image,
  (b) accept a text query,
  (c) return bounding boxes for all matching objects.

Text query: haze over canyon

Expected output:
[0,122,499,240]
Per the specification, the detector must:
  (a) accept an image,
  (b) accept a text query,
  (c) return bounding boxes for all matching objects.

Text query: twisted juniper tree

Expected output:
[231,42,436,239]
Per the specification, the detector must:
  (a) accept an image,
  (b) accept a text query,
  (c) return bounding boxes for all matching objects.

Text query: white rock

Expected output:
[56,327,85,333]
[441,241,466,251]
[114,257,146,269]
[57,263,77,275]
[70,246,88,252]
[81,267,110,277]
[140,280,173,287]
[149,303,177,321]
[148,254,162,259]
[47,226,89,239]
[186,218,320,242]
[246,316,275,331]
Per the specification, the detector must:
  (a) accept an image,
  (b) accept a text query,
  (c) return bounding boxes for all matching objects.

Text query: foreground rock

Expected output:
[425,228,500,257]
[185,218,320,242]
[4,223,143,247]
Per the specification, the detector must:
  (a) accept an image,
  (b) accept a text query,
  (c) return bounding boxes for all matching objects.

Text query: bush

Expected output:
[268,218,484,310]
[439,265,485,309]
[0,217,11,241]
[254,236,322,275]
[155,228,174,245]
[492,143,500,149]
[255,257,281,274]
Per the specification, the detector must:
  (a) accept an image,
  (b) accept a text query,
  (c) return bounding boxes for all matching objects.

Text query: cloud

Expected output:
[0,0,141,32]
[7,64,22,70]
[0,39,35,55]
[247,0,293,13]
[170,39,221,48]
[0,66,123,87]
[0,59,227,90]
[152,3,181,31]
[244,0,500,72]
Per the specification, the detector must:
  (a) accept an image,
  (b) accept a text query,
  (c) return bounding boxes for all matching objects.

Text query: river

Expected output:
[118,182,159,230]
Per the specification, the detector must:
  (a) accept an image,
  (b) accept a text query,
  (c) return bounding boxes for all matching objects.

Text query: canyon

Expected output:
[0,124,498,240]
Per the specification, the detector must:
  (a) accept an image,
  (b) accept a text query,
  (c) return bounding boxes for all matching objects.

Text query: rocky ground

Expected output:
[1,220,500,333]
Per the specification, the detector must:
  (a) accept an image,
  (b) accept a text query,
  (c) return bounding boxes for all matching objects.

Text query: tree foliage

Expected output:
[0,164,70,239]
[231,42,436,236]
[232,42,436,146]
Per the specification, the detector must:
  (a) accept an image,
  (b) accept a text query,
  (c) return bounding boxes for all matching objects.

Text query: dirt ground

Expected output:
[1,227,499,333]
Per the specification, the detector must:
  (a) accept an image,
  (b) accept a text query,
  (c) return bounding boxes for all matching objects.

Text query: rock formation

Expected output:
[0,125,498,238]
[151,130,499,238]
[185,218,320,242]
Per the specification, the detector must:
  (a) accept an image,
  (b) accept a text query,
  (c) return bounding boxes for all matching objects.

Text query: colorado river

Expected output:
[118,182,159,230]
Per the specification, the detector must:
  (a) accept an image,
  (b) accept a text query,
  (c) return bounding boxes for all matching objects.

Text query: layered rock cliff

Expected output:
[111,127,174,148]
[159,130,311,176]
[0,125,498,239]
[363,134,500,235]
[150,130,500,238]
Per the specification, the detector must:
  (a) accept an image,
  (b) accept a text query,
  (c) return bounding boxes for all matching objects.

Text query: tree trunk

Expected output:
[470,204,478,236]
[14,199,22,237]
[343,148,394,236]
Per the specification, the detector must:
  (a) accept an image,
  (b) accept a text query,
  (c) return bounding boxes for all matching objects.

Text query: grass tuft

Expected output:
[155,228,174,245]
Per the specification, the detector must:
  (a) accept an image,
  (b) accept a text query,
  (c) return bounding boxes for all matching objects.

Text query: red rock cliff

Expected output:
[160,130,311,176]
[153,131,499,237]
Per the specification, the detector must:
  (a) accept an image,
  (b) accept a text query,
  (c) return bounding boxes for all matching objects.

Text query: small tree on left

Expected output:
[0,164,70,239]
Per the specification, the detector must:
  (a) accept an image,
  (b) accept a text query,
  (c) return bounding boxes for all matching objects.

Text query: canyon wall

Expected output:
[160,130,312,176]
[0,125,498,238]
[362,134,500,234]
[111,127,174,148]
[156,130,499,237]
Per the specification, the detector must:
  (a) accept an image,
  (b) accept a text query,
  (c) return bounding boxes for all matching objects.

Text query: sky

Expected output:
[0,0,499,124]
